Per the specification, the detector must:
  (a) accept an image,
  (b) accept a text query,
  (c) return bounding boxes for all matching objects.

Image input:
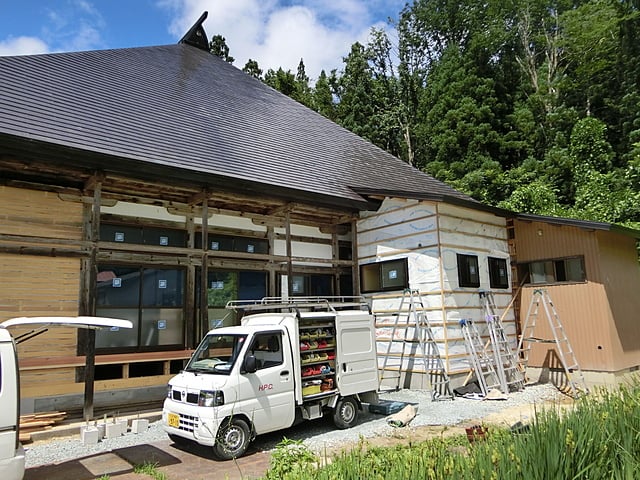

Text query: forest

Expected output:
[211,0,640,229]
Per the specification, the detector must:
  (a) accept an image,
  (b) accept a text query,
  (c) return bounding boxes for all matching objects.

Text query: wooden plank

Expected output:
[21,374,175,398]
[19,350,194,370]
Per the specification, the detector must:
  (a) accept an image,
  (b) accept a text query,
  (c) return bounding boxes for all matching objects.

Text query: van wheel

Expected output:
[333,396,359,429]
[212,418,251,460]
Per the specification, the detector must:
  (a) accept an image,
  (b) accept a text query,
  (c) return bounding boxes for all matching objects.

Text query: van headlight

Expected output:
[166,385,172,399]
[198,390,224,407]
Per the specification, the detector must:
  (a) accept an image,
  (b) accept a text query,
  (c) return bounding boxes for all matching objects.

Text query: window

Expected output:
[290,274,333,296]
[488,257,509,289]
[95,265,185,350]
[249,333,283,369]
[206,270,267,328]
[360,258,409,293]
[100,224,186,247]
[524,257,586,285]
[457,254,480,288]
[196,233,268,254]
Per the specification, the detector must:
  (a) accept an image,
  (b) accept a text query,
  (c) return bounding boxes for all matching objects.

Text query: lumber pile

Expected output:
[19,411,67,443]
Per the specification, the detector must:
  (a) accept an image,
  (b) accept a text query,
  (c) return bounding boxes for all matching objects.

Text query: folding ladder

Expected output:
[378,289,453,400]
[459,318,501,396]
[480,291,525,392]
[517,289,589,396]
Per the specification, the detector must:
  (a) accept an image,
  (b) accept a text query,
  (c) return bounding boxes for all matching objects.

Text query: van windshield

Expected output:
[185,333,247,375]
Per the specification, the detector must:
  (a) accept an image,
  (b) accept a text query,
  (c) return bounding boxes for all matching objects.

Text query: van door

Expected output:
[236,331,295,434]
[335,312,379,395]
[0,332,23,480]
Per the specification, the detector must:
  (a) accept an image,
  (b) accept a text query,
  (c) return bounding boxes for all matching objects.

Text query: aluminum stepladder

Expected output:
[480,291,525,393]
[459,317,501,396]
[378,289,453,400]
[517,289,589,396]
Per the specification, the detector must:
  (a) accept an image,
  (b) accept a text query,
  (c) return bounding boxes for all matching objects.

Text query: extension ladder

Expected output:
[517,289,589,396]
[459,318,501,396]
[480,291,525,392]
[378,289,453,400]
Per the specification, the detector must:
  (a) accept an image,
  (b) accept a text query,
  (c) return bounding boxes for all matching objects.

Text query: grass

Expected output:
[133,461,168,480]
[262,379,640,479]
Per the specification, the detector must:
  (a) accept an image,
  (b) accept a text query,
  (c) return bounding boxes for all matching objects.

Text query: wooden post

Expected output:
[200,196,209,334]
[285,209,292,296]
[83,329,96,421]
[351,218,360,295]
[83,176,101,421]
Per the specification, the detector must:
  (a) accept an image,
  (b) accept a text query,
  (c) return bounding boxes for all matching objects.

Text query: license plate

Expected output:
[167,412,180,428]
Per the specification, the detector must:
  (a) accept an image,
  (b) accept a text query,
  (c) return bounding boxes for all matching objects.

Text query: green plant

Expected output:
[133,461,168,480]
[263,438,319,480]
[261,378,640,479]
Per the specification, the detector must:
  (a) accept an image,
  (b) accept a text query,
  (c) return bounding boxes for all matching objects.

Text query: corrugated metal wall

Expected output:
[514,219,640,373]
[596,231,640,370]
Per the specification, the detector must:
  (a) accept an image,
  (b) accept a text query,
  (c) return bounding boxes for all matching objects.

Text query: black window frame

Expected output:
[488,257,509,289]
[360,258,409,294]
[522,256,586,285]
[457,254,480,288]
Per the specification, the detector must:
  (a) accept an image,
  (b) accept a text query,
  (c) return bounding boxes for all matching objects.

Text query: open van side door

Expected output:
[335,312,379,396]
[0,316,132,480]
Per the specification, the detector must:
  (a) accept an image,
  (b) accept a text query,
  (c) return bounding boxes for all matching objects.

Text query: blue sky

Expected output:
[0,0,406,79]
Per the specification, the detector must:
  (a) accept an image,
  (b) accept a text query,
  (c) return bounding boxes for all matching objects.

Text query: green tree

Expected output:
[293,59,313,108]
[209,34,235,63]
[242,59,262,79]
[312,70,336,120]
[334,42,377,143]
[263,68,296,96]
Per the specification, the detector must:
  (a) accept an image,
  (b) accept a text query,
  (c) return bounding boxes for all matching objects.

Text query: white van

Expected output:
[0,316,133,480]
[163,297,380,460]
[0,327,24,480]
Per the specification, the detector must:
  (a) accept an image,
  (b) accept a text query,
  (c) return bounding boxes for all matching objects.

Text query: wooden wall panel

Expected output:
[0,186,83,239]
[0,186,83,388]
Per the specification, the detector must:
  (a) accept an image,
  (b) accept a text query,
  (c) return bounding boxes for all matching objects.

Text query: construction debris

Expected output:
[19,411,67,443]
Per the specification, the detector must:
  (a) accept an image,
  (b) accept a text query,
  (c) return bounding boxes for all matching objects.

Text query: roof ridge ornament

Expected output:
[179,11,209,51]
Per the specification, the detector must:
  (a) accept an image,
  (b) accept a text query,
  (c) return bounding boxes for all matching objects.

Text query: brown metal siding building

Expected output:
[512,217,640,384]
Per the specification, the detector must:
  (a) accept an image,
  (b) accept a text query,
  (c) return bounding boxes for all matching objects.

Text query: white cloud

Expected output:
[0,36,49,56]
[159,0,400,80]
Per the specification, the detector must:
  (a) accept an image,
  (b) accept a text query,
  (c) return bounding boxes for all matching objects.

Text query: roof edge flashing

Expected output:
[179,11,209,51]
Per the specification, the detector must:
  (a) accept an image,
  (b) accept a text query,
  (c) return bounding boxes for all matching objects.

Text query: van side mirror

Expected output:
[243,354,257,374]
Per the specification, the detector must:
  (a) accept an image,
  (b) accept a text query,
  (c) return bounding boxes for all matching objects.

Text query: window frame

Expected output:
[488,256,510,289]
[360,258,409,294]
[521,256,586,285]
[457,254,480,288]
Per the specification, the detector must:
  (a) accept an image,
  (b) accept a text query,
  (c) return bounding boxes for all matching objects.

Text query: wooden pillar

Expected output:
[82,176,101,421]
[185,212,196,348]
[332,229,340,296]
[285,209,293,296]
[267,226,276,296]
[200,196,209,335]
[351,218,360,295]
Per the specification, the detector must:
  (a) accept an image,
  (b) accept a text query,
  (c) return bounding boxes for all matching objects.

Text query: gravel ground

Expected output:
[25,383,563,468]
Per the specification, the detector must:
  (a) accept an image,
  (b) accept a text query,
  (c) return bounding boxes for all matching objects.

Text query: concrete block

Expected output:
[116,420,128,436]
[105,422,123,439]
[97,423,106,439]
[81,426,100,445]
[131,418,149,434]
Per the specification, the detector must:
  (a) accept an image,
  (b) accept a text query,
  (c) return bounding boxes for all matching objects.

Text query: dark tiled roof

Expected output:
[0,43,476,210]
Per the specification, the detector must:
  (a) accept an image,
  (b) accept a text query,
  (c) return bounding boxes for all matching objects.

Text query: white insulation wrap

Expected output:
[361,197,513,380]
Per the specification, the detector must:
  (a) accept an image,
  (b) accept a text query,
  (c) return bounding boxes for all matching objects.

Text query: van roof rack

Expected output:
[226,296,370,313]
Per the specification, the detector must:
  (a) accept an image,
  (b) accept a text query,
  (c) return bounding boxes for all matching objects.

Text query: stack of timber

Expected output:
[19,411,67,443]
